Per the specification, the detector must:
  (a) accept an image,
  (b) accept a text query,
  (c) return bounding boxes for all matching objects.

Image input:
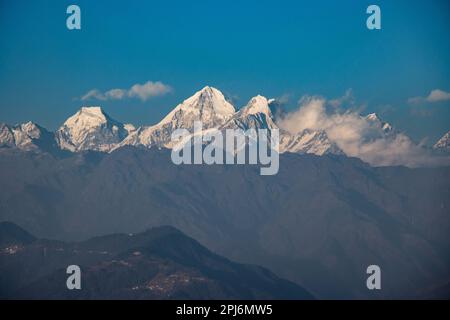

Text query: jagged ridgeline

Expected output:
[3,86,448,160]
[1,86,381,156]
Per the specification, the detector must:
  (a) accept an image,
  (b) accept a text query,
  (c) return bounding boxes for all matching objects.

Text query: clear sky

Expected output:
[0,0,449,143]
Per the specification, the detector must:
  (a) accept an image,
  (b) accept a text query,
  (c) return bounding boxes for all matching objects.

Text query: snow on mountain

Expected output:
[55,106,129,152]
[0,122,57,152]
[0,123,15,148]
[240,95,273,116]
[280,129,344,155]
[1,87,348,157]
[124,123,136,134]
[160,86,235,128]
[218,95,343,155]
[433,131,450,151]
[118,86,236,149]
[13,122,50,151]
[119,90,344,156]
[365,113,393,134]
[220,95,277,131]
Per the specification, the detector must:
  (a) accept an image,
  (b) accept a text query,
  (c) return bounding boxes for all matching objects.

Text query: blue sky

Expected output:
[0,0,449,143]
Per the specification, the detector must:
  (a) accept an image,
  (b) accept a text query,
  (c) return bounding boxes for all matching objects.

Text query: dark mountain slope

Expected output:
[0,221,36,246]
[0,147,449,298]
[0,222,312,299]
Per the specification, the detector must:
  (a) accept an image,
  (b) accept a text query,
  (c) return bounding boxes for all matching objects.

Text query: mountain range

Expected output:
[0,222,312,299]
[1,86,450,299]
[4,86,446,159]
[0,146,449,299]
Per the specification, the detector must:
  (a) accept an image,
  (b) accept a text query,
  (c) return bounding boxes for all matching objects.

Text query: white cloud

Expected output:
[81,89,106,101]
[105,88,127,100]
[127,81,172,101]
[427,89,450,102]
[329,88,354,108]
[273,93,291,106]
[81,81,172,102]
[408,89,450,104]
[277,95,447,167]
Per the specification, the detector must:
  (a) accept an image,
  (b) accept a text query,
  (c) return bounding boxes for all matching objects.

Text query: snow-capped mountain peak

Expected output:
[64,106,109,128]
[118,86,237,149]
[19,121,38,132]
[433,131,450,151]
[14,121,46,140]
[220,95,277,131]
[241,95,272,116]
[56,106,129,152]
[124,123,136,134]
[365,113,393,134]
[365,113,380,122]
[159,86,235,128]
[12,121,43,149]
[0,121,56,152]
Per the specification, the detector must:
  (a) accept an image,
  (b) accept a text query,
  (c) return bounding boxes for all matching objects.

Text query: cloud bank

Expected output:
[81,81,172,102]
[408,89,450,104]
[277,95,447,167]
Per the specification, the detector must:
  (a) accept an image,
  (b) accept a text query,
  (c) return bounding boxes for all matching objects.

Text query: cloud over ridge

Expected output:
[277,94,447,167]
[81,81,172,102]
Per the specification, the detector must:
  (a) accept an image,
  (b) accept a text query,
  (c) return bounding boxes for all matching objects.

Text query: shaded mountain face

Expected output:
[0,222,312,300]
[0,221,36,247]
[0,147,449,299]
